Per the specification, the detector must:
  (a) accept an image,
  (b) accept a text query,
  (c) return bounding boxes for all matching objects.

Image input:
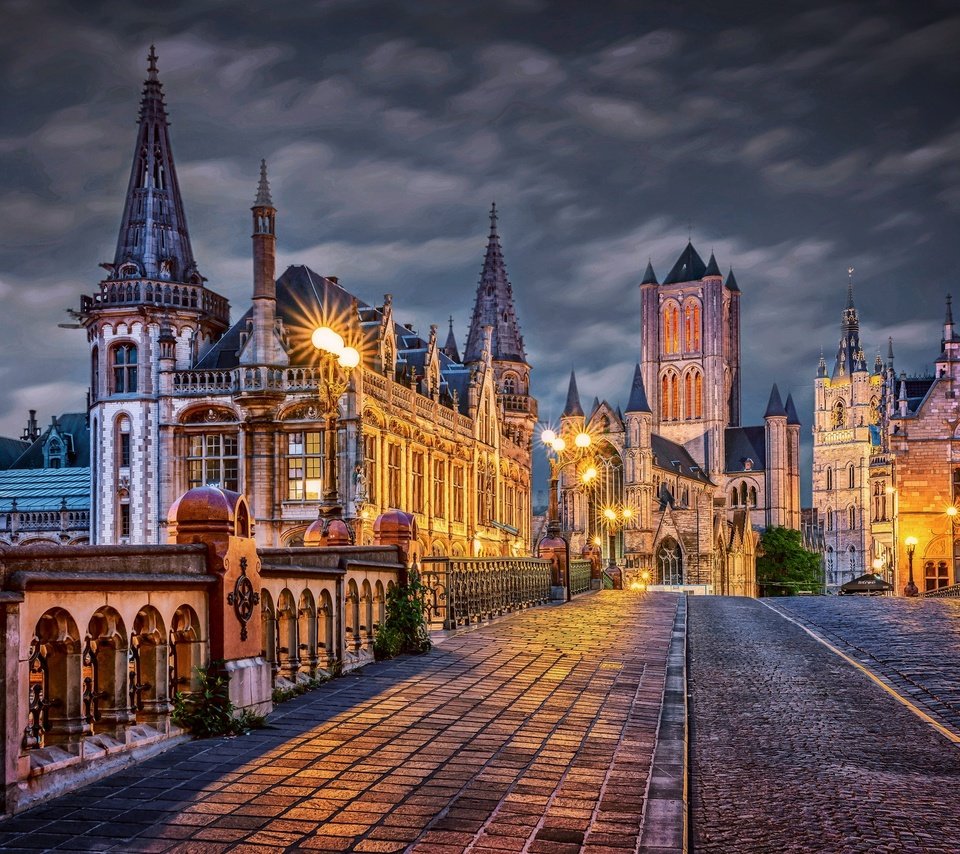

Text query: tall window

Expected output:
[826,467,833,491]
[411,451,425,514]
[662,304,680,355]
[433,459,446,519]
[848,505,857,529]
[683,300,701,351]
[188,433,239,492]
[116,417,131,469]
[953,467,960,504]
[112,344,138,394]
[362,433,377,505]
[657,538,683,585]
[119,501,131,539]
[684,373,693,420]
[452,465,465,522]
[739,482,747,506]
[91,346,99,401]
[848,464,856,489]
[387,444,401,508]
[695,371,703,418]
[749,486,757,507]
[827,507,834,531]
[286,432,323,500]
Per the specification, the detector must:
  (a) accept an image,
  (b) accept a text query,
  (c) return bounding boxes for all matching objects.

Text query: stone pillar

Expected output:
[1,592,23,816]
[373,510,417,585]
[94,637,135,735]
[44,643,89,745]
[538,528,568,602]
[135,639,170,726]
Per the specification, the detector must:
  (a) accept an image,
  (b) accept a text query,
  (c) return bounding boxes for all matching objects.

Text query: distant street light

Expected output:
[904,535,919,598]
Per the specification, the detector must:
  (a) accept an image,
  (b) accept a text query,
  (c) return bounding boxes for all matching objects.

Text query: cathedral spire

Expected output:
[625,364,651,413]
[442,316,461,362]
[108,46,201,285]
[464,203,526,364]
[833,267,863,380]
[255,158,273,207]
[562,370,584,417]
[944,293,957,347]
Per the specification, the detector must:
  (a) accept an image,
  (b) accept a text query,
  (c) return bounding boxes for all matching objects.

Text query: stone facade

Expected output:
[555,245,799,595]
[77,50,536,556]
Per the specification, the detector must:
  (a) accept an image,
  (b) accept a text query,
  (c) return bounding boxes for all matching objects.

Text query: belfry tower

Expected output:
[78,47,230,544]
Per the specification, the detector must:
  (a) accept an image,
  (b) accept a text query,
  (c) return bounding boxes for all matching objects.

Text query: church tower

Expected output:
[464,204,536,447]
[812,269,882,587]
[639,242,740,478]
[78,47,230,544]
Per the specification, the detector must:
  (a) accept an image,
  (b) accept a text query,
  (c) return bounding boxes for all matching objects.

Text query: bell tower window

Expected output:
[111,344,138,394]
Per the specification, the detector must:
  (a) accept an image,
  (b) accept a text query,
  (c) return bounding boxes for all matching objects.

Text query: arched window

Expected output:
[848,505,857,529]
[848,545,857,574]
[91,346,99,401]
[827,508,834,531]
[749,486,757,507]
[657,538,683,585]
[661,372,679,421]
[833,399,846,428]
[502,375,516,394]
[683,300,701,352]
[739,482,747,507]
[111,344,138,394]
[848,464,855,489]
[671,374,679,420]
[684,373,693,420]
[826,546,835,578]
[694,371,703,418]
[925,560,949,592]
[662,303,680,355]
[826,467,833,491]
[730,487,738,506]
[116,416,131,470]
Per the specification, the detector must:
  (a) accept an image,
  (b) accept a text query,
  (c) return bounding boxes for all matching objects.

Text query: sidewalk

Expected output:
[0,591,683,854]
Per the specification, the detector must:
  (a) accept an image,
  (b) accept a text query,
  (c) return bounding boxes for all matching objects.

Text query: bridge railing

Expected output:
[569,559,592,597]
[922,583,960,598]
[419,556,552,630]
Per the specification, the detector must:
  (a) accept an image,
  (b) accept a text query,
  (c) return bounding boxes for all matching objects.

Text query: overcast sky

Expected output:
[1,0,958,503]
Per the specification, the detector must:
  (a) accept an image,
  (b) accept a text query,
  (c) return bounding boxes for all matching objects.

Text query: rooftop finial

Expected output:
[255,159,273,207]
[489,201,498,237]
[147,44,159,81]
[887,336,895,362]
[947,293,954,325]
[846,266,855,309]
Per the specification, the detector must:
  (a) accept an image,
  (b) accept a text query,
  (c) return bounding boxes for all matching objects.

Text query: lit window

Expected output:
[411,451,425,514]
[187,433,239,492]
[387,444,401,508]
[433,459,446,519]
[453,465,465,522]
[286,432,323,500]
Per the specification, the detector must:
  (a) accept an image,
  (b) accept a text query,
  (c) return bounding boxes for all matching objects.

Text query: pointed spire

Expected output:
[944,293,957,346]
[254,159,273,207]
[442,316,460,362]
[625,364,651,413]
[724,267,740,293]
[562,370,584,417]
[464,204,526,364]
[874,353,884,375]
[663,240,708,285]
[109,46,201,285]
[833,267,862,380]
[888,336,895,362]
[640,258,659,286]
[817,348,827,378]
[764,383,787,418]
[947,293,955,325]
[590,396,601,417]
[785,393,801,426]
[704,251,721,278]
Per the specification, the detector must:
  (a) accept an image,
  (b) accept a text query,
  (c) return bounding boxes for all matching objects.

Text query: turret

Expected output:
[784,393,802,529]
[833,267,865,381]
[764,384,788,527]
[442,316,460,362]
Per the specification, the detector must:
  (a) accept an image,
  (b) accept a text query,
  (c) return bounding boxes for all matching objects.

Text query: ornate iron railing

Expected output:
[419,557,552,629]
[922,583,960,598]
[569,559,591,597]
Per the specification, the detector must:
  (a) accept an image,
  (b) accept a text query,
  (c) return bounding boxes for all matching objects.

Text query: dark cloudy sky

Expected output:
[1,0,958,502]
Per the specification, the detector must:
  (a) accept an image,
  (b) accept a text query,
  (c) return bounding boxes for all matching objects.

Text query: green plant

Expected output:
[756,526,823,596]
[272,674,329,705]
[374,570,432,660]
[171,661,265,737]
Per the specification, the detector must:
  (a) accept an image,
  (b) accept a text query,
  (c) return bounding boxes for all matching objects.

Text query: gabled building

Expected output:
[75,49,536,554]
[556,242,799,595]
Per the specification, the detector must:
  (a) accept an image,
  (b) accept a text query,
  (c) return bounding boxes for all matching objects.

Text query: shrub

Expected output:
[374,570,432,660]
[171,661,265,737]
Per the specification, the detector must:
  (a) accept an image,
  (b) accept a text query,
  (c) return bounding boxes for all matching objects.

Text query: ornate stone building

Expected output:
[557,244,800,595]
[76,49,537,554]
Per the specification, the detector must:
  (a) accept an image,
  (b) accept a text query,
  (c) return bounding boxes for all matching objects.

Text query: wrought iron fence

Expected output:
[922,583,960,598]
[419,557,552,629]
[569,559,591,597]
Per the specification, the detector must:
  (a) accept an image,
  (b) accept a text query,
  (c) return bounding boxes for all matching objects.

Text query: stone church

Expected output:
[812,272,959,594]
[557,245,802,595]
[76,49,537,555]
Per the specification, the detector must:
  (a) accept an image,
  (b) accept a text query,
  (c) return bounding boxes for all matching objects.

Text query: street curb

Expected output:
[638,593,688,853]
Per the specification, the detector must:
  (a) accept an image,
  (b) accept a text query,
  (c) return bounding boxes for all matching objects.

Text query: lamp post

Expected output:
[311,326,360,525]
[948,505,958,586]
[904,535,918,597]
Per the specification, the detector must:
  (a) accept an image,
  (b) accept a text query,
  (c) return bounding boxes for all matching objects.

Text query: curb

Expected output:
[638,593,688,853]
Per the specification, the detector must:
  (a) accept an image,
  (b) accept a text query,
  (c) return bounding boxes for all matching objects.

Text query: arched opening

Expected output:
[84,607,132,735]
[361,580,374,649]
[657,537,683,586]
[375,581,386,632]
[585,443,624,565]
[848,464,856,489]
[130,606,168,725]
[346,580,361,652]
[298,590,317,678]
[170,605,204,695]
[276,589,299,681]
[25,609,86,749]
[260,590,278,682]
[826,467,833,491]
[748,486,757,508]
[318,589,336,670]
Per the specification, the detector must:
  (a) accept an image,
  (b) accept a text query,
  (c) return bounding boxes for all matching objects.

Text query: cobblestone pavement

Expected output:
[0,591,679,854]
[689,597,960,854]
[768,596,960,737]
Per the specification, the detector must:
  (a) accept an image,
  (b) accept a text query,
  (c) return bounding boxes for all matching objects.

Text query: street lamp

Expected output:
[311,326,360,524]
[904,535,919,597]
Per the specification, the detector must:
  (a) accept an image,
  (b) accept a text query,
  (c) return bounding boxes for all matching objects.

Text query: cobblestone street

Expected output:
[689,597,960,853]
[0,592,680,854]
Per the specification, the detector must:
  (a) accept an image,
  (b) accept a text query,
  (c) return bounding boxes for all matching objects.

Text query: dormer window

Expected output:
[45,437,65,469]
[119,263,138,279]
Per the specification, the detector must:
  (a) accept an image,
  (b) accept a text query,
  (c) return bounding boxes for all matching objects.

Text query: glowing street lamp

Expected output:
[904,535,919,597]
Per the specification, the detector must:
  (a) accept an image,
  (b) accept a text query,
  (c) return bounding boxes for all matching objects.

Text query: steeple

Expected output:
[464,203,526,363]
[832,266,863,380]
[663,241,708,285]
[108,46,201,285]
[254,158,274,208]
[640,259,659,286]
[725,267,740,293]
[944,293,957,349]
[764,383,787,418]
[442,316,461,362]
[817,348,827,378]
[784,393,801,426]
[625,364,651,413]
[562,370,584,417]
[704,251,721,278]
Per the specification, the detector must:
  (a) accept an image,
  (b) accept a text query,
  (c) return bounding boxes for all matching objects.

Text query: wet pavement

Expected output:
[0,591,681,854]
[689,596,960,854]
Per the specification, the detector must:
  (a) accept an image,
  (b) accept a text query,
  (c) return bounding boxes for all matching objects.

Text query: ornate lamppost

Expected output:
[310,325,360,533]
[904,535,919,597]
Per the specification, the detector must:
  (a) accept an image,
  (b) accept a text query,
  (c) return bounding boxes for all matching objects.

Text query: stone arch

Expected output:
[346,579,360,652]
[260,590,278,682]
[26,608,85,749]
[130,605,168,724]
[318,588,336,670]
[298,589,317,678]
[277,589,299,681]
[84,606,131,735]
[374,581,386,630]
[656,536,683,586]
[170,604,204,694]
[361,580,374,648]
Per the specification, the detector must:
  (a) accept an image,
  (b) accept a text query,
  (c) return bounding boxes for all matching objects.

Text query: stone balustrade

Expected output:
[80,280,230,326]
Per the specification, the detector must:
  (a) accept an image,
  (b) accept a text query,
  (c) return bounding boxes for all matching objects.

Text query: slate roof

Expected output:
[562,371,584,417]
[640,260,659,286]
[763,384,787,418]
[10,414,90,469]
[0,467,89,512]
[704,252,721,277]
[195,264,472,413]
[662,242,708,285]
[898,376,937,415]
[725,426,767,473]
[785,393,801,426]
[651,434,712,484]
[0,437,29,469]
[725,268,740,292]
[625,364,651,413]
